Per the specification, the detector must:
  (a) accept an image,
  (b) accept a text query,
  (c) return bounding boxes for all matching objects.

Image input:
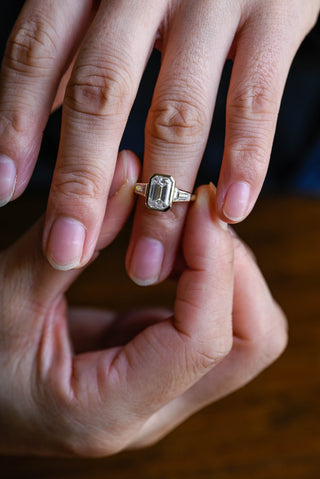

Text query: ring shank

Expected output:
[135,183,147,197]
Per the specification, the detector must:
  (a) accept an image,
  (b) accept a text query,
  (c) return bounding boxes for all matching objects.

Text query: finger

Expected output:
[0,150,140,336]
[51,60,76,112]
[45,149,140,288]
[43,0,165,271]
[130,235,288,448]
[0,0,95,206]
[216,2,315,222]
[73,185,234,451]
[126,0,240,286]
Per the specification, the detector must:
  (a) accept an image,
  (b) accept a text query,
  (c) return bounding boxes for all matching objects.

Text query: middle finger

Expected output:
[126,0,240,285]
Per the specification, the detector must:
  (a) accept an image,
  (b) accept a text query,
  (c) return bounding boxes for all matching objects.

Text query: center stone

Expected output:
[147,174,175,211]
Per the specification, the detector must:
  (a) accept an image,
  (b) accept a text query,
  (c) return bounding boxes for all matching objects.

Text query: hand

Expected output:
[1,1,318,281]
[0,174,287,457]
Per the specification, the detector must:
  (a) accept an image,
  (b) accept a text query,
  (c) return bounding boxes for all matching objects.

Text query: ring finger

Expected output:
[126,0,240,285]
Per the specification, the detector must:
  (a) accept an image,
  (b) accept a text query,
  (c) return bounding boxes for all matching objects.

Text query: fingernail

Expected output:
[196,184,228,231]
[46,217,86,271]
[129,237,164,286]
[223,181,250,222]
[0,155,16,207]
[109,151,127,198]
[194,185,210,208]
[109,150,136,198]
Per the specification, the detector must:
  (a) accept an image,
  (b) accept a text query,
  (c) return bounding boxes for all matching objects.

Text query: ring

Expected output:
[135,174,194,212]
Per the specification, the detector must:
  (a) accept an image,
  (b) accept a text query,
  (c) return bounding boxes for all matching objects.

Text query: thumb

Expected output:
[82,184,235,425]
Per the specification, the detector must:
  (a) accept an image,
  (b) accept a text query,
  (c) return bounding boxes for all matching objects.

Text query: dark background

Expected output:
[0,1,319,196]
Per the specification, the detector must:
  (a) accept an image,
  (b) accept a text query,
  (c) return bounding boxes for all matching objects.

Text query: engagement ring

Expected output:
[135,174,194,212]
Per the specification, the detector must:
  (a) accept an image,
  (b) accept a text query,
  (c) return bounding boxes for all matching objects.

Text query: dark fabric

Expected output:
[1,2,319,195]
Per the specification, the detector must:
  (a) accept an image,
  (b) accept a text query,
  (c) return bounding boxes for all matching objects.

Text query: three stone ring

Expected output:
[135,174,194,212]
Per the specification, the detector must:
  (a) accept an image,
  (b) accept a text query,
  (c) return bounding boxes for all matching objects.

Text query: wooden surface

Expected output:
[1,193,320,478]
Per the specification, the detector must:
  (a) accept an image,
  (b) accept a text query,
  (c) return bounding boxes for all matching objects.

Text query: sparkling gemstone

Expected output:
[147,174,175,211]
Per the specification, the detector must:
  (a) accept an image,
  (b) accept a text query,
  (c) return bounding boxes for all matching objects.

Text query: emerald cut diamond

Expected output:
[146,174,175,211]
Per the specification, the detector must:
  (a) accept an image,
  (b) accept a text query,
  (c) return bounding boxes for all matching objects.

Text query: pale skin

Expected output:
[0,0,318,284]
[0,151,287,456]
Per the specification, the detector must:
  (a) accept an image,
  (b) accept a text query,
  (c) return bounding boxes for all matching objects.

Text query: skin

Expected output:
[0,0,319,284]
[0,151,287,456]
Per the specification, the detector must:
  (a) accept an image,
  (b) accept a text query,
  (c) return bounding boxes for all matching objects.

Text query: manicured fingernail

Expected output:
[129,237,164,286]
[0,155,16,207]
[46,217,86,271]
[223,181,250,222]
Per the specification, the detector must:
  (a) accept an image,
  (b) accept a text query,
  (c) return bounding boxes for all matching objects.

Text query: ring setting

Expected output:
[135,174,193,212]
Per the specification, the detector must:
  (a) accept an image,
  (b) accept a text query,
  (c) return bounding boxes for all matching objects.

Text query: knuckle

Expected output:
[34,370,127,458]
[179,327,232,379]
[65,62,132,118]
[229,80,278,123]
[263,310,288,363]
[52,161,106,204]
[252,308,288,367]
[227,143,270,184]
[190,349,217,376]
[62,432,124,458]
[147,97,206,145]
[191,336,232,376]
[0,109,36,151]
[4,16,57,73]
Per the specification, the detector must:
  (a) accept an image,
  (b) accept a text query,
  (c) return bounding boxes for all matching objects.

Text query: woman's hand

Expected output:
[0,0,319,282]
[0,161,287,456]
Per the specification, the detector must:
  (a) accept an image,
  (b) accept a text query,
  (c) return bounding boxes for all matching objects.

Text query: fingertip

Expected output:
[222,181,251,223]
[193,183,229,232]
[45,217,86,271]
[121,149,141,186]
[110,150,141,198]
[127,236,164,287]
[94,151,141,254]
